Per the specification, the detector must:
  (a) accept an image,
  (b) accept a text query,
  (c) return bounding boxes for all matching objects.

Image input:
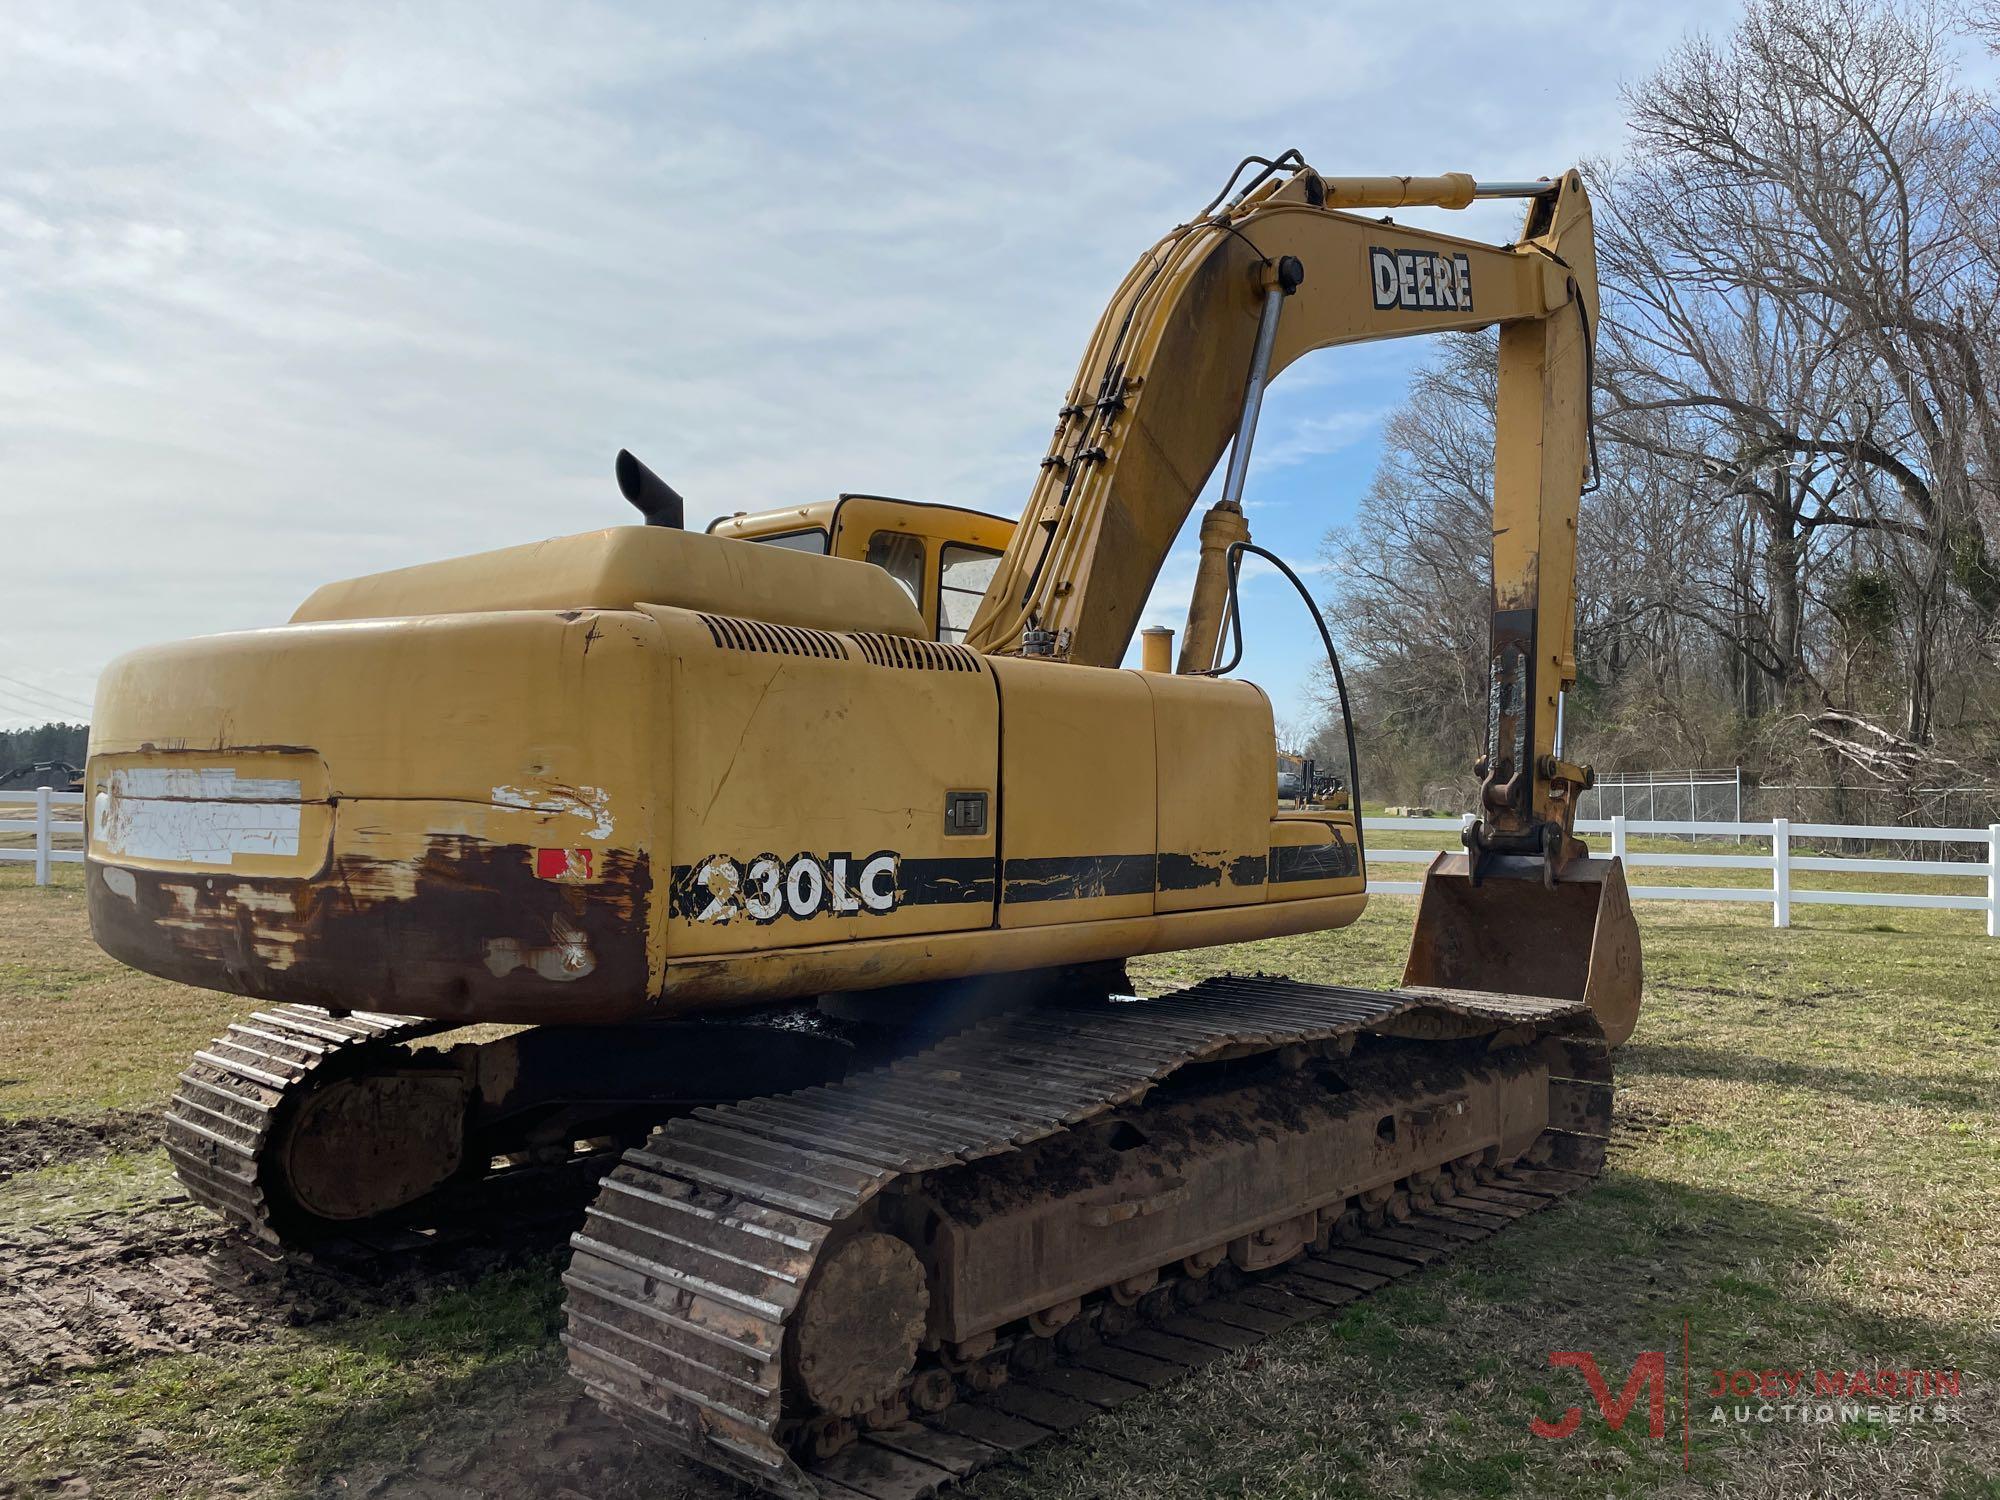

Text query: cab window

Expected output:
[865,530,925,607]
[751,527,828,554]
[939,543,1002,643]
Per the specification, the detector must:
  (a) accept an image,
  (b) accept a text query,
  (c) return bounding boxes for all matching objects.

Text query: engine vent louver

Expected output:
[698,614,850,660]
[850,633,985,673]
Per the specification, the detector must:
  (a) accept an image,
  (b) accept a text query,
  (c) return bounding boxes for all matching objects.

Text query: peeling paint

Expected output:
[483,915,597,982]
[94,766,305,864]
[87,835,650,1024]
[224,883,303,913]
[490,782,614,840]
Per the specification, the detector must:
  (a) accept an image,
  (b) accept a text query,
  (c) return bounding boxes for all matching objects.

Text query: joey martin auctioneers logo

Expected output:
[1530,1326,1968,1469]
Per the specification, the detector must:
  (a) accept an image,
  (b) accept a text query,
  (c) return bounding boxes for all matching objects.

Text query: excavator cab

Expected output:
[708,496,1015,643]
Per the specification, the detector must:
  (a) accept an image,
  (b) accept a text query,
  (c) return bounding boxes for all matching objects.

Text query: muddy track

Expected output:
[0,1109,163,1182]
[335,1163,1600,1500]
[565,975,1612,1498]
[0,1204,291,1383]
[319,1387,691,1500]
[797,1164,1596,1500]
[1608,1099,1673,1152]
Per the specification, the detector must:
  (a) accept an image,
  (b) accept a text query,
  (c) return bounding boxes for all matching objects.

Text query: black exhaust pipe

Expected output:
[616,449,685,529]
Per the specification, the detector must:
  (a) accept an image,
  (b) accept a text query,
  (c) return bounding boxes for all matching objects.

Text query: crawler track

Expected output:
[562,976,1612,1498]
[162,1003,859,1273]
[164,1005,453,1251]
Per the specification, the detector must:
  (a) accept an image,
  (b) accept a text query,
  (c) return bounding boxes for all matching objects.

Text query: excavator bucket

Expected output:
[1402,852,1642,1046]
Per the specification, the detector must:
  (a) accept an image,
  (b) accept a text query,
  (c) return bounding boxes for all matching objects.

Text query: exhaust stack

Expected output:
[616,449,686,529]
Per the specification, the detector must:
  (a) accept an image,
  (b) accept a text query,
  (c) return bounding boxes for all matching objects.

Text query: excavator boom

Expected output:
[966,160,1637,1042]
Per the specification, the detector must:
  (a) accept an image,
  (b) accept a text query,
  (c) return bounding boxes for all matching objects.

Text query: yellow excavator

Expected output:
[86,153,1639,1497]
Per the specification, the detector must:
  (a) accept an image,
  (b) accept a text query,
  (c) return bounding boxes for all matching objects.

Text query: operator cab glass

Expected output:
[752,528,828,554]
[865,530,926,608]
[939,544,1002,644]
[709,496,1015,642]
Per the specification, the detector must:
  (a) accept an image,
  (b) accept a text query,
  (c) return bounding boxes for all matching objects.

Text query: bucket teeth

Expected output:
[562,976,1614,1497]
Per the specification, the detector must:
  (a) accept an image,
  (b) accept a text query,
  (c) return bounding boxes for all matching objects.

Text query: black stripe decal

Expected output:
[1156,852,1220,891]
[902,858,999,905]
[668,841,1354,923]
[1002,853,1157,904]
[1270,838,1360,883]
[1158,851,1271,890]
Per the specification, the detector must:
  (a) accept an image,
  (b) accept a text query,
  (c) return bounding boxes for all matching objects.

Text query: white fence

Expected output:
[5,793,1993,936]
[1365,814,2000,937]
[0,787,86,885]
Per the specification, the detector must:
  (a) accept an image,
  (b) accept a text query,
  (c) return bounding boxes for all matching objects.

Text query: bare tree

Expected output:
[1317,334,1504,800]
[1601,0,2000,749]
[1315,0,2000,807]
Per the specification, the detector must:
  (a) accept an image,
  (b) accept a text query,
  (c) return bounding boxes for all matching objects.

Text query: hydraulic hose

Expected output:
[1208,540,1364,866]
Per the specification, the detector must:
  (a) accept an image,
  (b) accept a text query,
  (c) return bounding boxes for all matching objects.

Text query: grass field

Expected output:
[1,860,1995,1500]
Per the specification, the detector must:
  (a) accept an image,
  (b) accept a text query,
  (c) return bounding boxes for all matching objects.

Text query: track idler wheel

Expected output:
[789,1232,928,1421]
[273,1066,470,1229]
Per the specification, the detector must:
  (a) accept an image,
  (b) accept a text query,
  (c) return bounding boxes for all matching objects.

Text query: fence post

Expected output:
[1610,813,1627,865]
[1771,816,1791,930]
[33,785,52,887]
[1988,824,1999,940]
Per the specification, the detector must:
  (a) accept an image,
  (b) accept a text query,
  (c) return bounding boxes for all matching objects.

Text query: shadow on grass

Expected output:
[245,1172,1996,1500]
[1112,1171,2000,1499]
[1622,1040,1988,1110]
[268,1266,719,1500]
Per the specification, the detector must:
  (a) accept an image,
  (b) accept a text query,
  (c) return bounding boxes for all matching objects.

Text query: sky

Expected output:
[0,0,1746,738]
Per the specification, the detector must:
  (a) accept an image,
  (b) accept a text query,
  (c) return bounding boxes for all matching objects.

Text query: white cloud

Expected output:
[1253,408,1390,471]
[0,0,1740,728]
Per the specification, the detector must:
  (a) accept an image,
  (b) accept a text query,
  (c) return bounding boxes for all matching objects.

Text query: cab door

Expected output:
[828,497,1014,641]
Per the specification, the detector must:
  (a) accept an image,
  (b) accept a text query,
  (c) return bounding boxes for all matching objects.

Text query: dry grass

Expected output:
[0,867,243,1120]
[0,863,1995,1498]
[1074,897,2000,1499]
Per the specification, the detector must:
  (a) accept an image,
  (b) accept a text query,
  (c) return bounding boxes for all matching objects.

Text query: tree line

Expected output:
[0,722,89,776]
[1316,0,2000,823]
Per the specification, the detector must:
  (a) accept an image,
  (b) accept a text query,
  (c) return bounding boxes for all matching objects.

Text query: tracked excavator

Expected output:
[87,154,1640,1496]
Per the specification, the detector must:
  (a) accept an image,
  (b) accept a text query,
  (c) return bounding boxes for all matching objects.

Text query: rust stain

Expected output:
[88,835,651,1025]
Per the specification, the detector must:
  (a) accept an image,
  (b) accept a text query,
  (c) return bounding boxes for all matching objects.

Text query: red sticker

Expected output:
[535,847,593,880]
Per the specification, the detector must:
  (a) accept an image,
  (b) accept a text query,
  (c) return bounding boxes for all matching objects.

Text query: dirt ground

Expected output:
[2,863,1996,1499]
[0,1110,158,1183]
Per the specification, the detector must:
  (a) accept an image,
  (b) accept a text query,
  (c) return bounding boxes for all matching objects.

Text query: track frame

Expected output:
[561,976,1612,1497]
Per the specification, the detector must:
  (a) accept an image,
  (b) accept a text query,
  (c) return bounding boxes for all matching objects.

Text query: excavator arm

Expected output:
[968,161,1597,860]
[87,153,1642,1495]
[971,159,1638,1043]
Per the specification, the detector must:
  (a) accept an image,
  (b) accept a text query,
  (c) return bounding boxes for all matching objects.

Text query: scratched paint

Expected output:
[490,783,615,840]
[87,835,651,1023]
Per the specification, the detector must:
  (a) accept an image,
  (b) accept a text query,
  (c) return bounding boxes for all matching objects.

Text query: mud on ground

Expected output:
[0,1101,1663,1499]
[0,1113,722,1500]
[6,872,1998,1500]
[313,1386,707,1500]
[0,1110,161,1183]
